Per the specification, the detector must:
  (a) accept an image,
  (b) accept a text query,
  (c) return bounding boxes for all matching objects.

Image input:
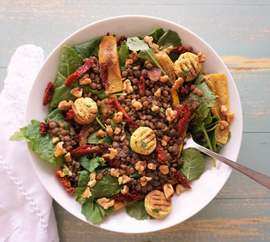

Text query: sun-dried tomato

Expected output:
[39,122,47,136]
[64,58,94,86]
[65,109,75,120]
[138,75,146,96]
[71,145,105,156]
[99,63,109,89]
[177,104,191,138]
[56,170,75,194]
[42,82,54,105]
[174,170,191,189]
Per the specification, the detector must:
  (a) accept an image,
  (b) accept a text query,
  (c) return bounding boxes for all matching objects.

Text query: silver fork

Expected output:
[185,136,270,189]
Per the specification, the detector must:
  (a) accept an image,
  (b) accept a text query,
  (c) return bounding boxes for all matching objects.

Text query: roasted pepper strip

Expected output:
[138,75,146,96]
[42,81,54,105]
[170,78,184,107]
[64,58,94,87]
[155,51,176,82]
[98,35,123,94]
[177,104,191,137]
[71,145,103,156]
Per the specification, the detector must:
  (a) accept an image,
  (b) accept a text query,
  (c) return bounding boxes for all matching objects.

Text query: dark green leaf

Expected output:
[11,120,63,165]
[74,37,101,59]
[118,41,129,67]
[49,85,75,108]
[74,187,87,204]
[47,108,65,121]
[54,46,83,87]
[197,83,216,108]
[157,30,182,47]
[91,175,121,198]
[181,148,205,181]
[78,170,90,187]
[126,201,148,220]
[148,28,165,43]
[126,37,149,52]
[82,86,107,99]
[79,156,104,172]
[87,133,113,145]
[82,198,111,224]
[130,172,140,179]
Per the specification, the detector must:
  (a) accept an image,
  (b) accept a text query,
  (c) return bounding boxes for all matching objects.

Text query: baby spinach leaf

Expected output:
[74,187,87,204]
[54,46,83,87]
[148,28,165,43]
[126,200,148,220]
[47,108,65,121]
[74,37,101,59]
[91,175,121,198]
[118,41,129,67]
[181,148,205,181]
[82,198,112,224]
[197,82,216,108]
[127,37,149,52]
[78,170,90,187]
[11,120,63,165]
[82,86,107,99]
[49,84,75,108]
[157,30,182,47]
[79,156,105,172]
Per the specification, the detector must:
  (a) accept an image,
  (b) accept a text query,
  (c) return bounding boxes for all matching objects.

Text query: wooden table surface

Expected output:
[1,1,270,241]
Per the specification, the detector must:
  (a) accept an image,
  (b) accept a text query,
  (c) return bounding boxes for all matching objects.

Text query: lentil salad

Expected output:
[12,28,234,223]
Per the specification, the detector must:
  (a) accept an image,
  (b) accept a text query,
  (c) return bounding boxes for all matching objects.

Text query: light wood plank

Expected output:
[54,198,270,242]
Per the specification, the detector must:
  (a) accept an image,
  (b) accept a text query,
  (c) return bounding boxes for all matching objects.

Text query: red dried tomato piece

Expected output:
[64,58,94,86]
[71,145,104,157]
[171,45,193,55]
[56,170,75,194]
[39,122,47,136]
[42,82,54,105]
[174,170,191,189]
[177,104,191,138]
[99,63,109,89]
[138,75,146,96]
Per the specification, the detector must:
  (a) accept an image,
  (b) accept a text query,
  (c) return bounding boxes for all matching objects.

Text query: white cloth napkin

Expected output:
[0,45,59,242]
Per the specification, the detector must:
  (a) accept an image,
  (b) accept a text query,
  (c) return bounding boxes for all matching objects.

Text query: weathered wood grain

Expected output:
[54,198,270,242]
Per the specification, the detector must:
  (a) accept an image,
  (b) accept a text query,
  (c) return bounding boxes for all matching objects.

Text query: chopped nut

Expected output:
[220,105,228,115]
[79,74,92,85]
[154,88,161,97]
[114,201,125,211]
[54,141,66,157]
[123,79,134,94]
[147,163,157,170]
[105,125,113,137]
[139,176,152,187]
[163,184,174,200]
[102,148,118,160]
[114,127,122,135]
[173,77,184,89]
[70,87,83,98]
[198,52,206,63]
[58,100,73,111]
[161,139,167,147]
[96,129,107,138]
[113,112,124,124]
[144,35,159,52]
[161,135,170,147]
[219,120,229,130]
[132,99,143,110]
[121,185,129,194]
[64,152,72,162]
[110,168,121,177]
[135,160,146,174]
[165,108,177,122]
[151,104,160,112]
[159,165,169,175]
[160,75,170,83]
[125,58,133,66]
[52,136,60,144]
[226,112,234,123]
[81,187,92,199]
[87,172,96,188]
[97,198,115,209]
[118,175,132,184]
[175,184,187,195]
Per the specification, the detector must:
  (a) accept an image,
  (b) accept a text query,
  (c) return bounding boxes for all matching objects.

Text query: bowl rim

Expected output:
[25,15,243,233]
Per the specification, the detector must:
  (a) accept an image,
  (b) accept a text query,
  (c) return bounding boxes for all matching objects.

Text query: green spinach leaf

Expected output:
[82,86,107,99]
[49,84,76,108]
[10,120,63,165]
[148,28,165,43]
[82,198,112,224]
[126,200,148,220]
[118,41,129,67]
[78,170,90,187]
[47,108,65,121]
[197,82,216,108]
[91,175,121,198]
[157,30,182,47]
[74,37,101,59]
[79,156,105,172]
[181,148,205,181]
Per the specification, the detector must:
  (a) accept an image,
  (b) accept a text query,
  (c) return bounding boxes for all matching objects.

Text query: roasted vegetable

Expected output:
[98,35,123,94]
[155,51,176,81]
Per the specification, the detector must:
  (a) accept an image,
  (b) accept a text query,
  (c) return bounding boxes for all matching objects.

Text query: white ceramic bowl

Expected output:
[26,15,243,233]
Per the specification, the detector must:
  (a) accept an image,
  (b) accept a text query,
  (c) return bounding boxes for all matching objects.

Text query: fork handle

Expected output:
[195,144,270,190]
